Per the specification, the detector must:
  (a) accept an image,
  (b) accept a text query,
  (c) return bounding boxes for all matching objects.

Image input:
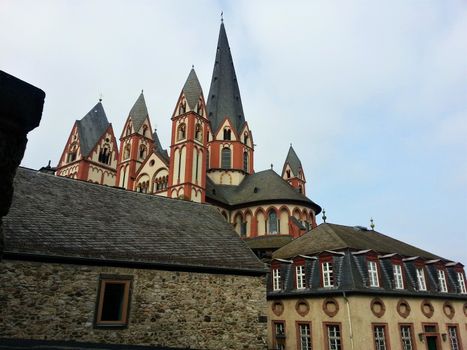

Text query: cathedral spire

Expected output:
[206,22,246,134]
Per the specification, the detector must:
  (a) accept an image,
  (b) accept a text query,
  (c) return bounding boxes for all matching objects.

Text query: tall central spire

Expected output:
[207,22,246,134]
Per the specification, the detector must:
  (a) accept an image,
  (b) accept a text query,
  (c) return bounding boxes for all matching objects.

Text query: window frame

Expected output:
[323,322,343,350]
[221,147,231,169]
[272,267,281,291]
[272,320,286,350]
[368,260,380,287]
[457,271,467,294]
[372,323,390,350]
[94,275,132,328]
[415,267,427,291]
[321,258,334,288]
[296,321,312,350]
[437,269,448,293]
[398,323,416,350]
[296,264,306,290]
[446,323,462,350]
[393,263,404,290]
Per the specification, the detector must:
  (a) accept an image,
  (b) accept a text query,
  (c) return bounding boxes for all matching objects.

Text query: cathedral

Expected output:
[55,21,322,240]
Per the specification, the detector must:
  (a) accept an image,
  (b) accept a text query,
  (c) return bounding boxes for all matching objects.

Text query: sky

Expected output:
[1,0,466,263]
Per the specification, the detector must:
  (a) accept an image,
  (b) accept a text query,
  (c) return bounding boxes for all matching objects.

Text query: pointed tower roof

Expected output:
[182,68,204,110]
[207,22,246,134]
[76,101,109,157]
[284,145,303,176]
[128,92,149,132]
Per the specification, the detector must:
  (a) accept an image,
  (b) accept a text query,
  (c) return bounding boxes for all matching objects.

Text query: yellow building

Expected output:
[268,223,467,350]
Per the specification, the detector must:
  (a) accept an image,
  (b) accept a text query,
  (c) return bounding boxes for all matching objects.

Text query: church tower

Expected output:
[167,68,208,203]
[282,145,307,195]
[206,21,254,186]
[116,92,154,190]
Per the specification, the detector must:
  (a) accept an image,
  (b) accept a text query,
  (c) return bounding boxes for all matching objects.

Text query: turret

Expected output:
[167,68,208,203]
[282,145,306,195]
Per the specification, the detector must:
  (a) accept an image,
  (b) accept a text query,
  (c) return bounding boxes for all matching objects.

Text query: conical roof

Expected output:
[206,22,246,134]
[284,145,303,176]
[128,92,149,133]
[182,68,203,110]
[76,101,109,157]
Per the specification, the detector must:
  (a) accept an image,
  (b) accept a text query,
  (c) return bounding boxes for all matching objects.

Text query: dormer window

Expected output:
[272,268,281,291]
[416,268,427,291]
[223,128,231,140]
[177,123,186,141]
[393,264,404,289]
[322,261,333,288]
[458,272,467,294]
[438,269,448,292]
[296,265,306,290]
[368,260,379,287]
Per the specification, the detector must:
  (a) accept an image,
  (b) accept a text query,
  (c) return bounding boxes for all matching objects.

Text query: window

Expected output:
[416,267,427,291]
[240,222,247,237]
[393,264,404,289]
[221,147,231,169]
[322,262,333,288]
[124,144,131,159]
[273,268,281,291]
[457,272,467,294]
[373,325,388,350]
[142,125,148,137]
[67,144,77,163]
[286,169,291,178]
[326,324,341,350]
[139,145,147,159]
[438,269,448,292]
[95,277,131,327]
[268,210,278,234]
[177,123,186,141]
[195,123,202,141]
[98,145,111,165]
[179,101,186,114]
[368,261,379,287]
[448,326,460,350]
[273,321,286,350]
[296,265,306,290]
[400,325,414,350]
[243,133,248,144]
[298,323,312,350]
[243,151,248,172]
[223,128,231,140]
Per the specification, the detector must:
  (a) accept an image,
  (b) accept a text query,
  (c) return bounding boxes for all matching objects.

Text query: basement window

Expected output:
[95,276,132,327]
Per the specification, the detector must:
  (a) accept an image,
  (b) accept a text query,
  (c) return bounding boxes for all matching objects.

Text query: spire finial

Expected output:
[192,64,194,69]
[141,89,144,94]
[370,217,375,230]
[322,209,327,223]
[99,92,103,102]
[221,11,223,22]
[270,163,273,170]
[290,142,292,147]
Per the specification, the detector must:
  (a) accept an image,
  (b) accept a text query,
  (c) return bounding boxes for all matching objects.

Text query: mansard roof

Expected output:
[128,92,149,132]
[3,168,266,275]
[206,169,321,213]
[206,22,246,134]
[283,145,303,176]
[76,101,109,157]
[273,223,440,260]
[182,68,204,110]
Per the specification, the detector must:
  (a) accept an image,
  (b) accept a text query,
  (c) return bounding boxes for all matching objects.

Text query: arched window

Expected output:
[243,133,248,144]
[298,185,303,194]
[98,144,111,165]
[195,124,202,141]
[221,147,231,169]
[268,210,278,234]
[196,99,203,115]
[139,145,147,159]
[67,143,77,163]
[206,149,210,169]
[142,125,148,137]
[126,125,131,136]
[179,101,186,114]
[286,169,291,178]
[223,128,231,140]
[124,144,131,159]
[243,151,248,172]
[177,123,186,141]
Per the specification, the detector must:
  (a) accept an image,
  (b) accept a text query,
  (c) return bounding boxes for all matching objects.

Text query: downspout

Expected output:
[343,291,354,350]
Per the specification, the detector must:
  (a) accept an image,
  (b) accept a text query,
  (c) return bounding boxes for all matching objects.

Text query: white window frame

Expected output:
[400,325,413,350]
[322,262,333,288]
[437,269,448,293]
[393,264,404,289]
[272,268,281,291]
[457,272,467,294]
[448,326,460,350]
[368,261,380,287]
[327,325,341,350]
[296,265,306,290]
[416,267,427,291]
[374,326,387,350]
[299,323,312,350]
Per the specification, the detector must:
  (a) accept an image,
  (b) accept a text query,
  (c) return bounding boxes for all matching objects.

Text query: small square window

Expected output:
[95,276,132,327]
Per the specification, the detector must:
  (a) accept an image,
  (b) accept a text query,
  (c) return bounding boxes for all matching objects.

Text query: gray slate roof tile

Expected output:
[76,102,109,157]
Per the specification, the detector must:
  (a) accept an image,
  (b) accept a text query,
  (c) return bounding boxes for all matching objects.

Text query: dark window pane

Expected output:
[101,283,125,321]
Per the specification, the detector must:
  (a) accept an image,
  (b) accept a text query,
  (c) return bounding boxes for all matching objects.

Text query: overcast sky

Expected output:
[1,0,466,263]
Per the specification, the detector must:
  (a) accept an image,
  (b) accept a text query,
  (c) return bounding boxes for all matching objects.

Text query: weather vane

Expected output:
[221,11,223,22]
[370,217,375,230]
[99,93,103,102]
[322,209,327,223]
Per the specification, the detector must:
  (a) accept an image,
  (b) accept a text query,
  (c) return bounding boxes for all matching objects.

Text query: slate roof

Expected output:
[268,224,467,299]
[273,223,440,260]
[283,145,302,176]
[152,130,169,164]
[206,22,246,134]
[128,92,149,133]
[206,169,321,213]
[245,235,293,250]
[3,168,266,274]
[76,102,109,157]
[182,68,203,110]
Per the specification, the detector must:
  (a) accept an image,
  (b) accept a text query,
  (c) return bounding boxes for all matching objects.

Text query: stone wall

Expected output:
[0,260,268,350]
